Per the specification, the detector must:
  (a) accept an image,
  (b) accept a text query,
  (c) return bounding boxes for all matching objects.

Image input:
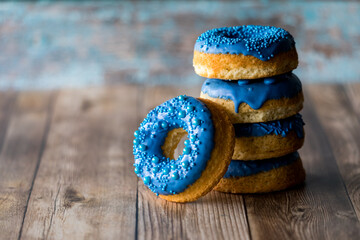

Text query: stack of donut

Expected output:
[133,25,305,203]
[194,25,306,193]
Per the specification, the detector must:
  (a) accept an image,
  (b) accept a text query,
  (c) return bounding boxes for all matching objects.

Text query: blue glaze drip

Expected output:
[201,72,302,113]
[195,25,295,61]
[234,114,305,138]
[133,95,215,195]
[224,152,300,178]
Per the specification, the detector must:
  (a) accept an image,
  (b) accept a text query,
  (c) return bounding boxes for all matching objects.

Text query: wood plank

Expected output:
[244,86,360,240]
[307,84,360,219]
[137,85,250,240]
[345,83,360,119]
[0,91,53,239]
[20,86,140,239]
[0,91,16,154]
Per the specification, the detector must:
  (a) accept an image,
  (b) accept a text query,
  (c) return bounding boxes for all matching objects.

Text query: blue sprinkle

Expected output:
[134,130,140,137]
[168,107,174,113]
[134,167,140,174]
[183,147,191,154]
[139,144,146,151]
[163,168,170,174]
[187,105,195,111]
[153,166,159,173]
[192,118,201,126]
[178,95,186,101]
[182,161,189,168]
[184,140,190,146]
[133,139,140,145]
[171,172,179,180]
[178,111,186,118]
[171,163,177,169]
[152,156,159,164]
[143,176,151,184]
[161,122,168,129]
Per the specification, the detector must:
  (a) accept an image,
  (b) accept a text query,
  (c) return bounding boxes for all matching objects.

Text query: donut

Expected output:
[193,25,298,79]
[214,152,305,193]
[133,95,234,203]
[233,114,305,160]
[200,72,303,123]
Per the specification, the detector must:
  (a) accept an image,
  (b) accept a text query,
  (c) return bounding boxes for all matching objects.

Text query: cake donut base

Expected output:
[233,130,304,160]
[193,48,298,80]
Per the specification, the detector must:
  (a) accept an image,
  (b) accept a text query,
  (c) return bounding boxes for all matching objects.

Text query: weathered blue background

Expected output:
[0,1,359,90]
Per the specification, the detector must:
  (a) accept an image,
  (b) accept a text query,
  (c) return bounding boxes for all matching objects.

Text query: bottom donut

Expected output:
[214,152,305,194]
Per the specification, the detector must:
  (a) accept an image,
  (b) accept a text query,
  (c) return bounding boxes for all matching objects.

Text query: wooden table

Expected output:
[0,84,359,240]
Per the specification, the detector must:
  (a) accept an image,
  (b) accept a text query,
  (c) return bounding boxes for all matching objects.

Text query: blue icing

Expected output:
[224,152,300,178]
[201,72,302,112]
[133,95,214,195]
[194,25,295,61]
[234,114,305,138]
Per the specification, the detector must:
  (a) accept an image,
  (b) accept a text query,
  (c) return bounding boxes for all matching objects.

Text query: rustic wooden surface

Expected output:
[0,84,360,240]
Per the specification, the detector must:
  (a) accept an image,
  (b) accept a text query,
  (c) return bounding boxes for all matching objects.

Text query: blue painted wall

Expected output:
[0,1,359,90]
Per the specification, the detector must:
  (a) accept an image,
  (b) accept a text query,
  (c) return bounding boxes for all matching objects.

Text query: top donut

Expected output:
[193,25,298,80]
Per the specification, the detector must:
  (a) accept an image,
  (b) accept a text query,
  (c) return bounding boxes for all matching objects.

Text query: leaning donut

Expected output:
[193,25,298,79]
[133,95,234,203]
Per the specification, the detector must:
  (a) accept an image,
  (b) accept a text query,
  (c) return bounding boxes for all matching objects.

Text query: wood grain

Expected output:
[20,86,140,239]
[0,91,53,239]
[136,85,250,240]
[244,87,360,240]
[307,84,360,219]
[0,91,16,154]
[1,83,360,239]
[345,83,360,120]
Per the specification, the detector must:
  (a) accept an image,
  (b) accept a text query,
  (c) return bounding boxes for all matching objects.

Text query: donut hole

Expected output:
[161,128,189,160]
[174,135,188,159]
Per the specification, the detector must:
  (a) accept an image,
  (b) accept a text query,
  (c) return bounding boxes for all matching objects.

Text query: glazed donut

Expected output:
[133,95,234,203]
[200,72,303,123]
[193,25,298,80]
[233,114,305,160]
[214,152,305,193]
